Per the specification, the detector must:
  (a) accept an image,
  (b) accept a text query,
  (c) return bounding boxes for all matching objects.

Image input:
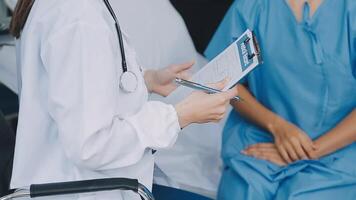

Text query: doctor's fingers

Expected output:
[209,104,228,117]
[170,61,195,73]
[209,88,239,104]
[176,71,192,81]
[209,115,225,123]
[200,111,225,123]
[207,78,230,91]
[221,88,239,101]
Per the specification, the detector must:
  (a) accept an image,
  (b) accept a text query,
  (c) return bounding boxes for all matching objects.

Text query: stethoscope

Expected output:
[103,0,138,93]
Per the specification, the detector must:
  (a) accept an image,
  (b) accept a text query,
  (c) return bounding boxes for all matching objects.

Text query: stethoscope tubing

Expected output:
[102,0,128,73]
[102,0,138,93]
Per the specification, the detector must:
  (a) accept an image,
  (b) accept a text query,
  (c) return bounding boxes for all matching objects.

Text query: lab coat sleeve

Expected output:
[40,21,180,171]
[204,0,263,60]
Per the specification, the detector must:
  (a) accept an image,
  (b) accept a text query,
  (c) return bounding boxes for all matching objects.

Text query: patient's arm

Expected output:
[237,83,356,161]
[310,109,356,159]
[246,109,356,162]
[231,84,276,132]
[232,84,315,163]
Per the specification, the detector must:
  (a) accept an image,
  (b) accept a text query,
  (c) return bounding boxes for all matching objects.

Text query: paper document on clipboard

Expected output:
[166,29,263,103]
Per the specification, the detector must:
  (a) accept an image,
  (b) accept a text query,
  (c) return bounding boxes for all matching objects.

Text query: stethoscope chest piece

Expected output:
[103,0,138,93]
[120,71,138,93]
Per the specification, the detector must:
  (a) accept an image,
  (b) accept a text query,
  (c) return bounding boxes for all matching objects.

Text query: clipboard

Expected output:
[166,29,263,102]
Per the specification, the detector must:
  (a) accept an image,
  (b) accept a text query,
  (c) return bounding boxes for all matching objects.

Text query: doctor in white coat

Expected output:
[9,0,238,199]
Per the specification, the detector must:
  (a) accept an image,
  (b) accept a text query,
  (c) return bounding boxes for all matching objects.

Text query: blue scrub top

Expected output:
[206,0,356,198]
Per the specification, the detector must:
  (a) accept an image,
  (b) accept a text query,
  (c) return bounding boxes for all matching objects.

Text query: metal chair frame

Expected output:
[0,179,155,200]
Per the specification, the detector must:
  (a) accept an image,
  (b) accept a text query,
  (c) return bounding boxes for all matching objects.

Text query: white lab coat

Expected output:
[11,0,181,199]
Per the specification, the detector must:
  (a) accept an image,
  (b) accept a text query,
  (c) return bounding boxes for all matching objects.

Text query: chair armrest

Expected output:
[1,178,154,200]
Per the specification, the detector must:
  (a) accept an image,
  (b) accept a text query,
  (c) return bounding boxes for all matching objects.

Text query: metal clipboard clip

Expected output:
[233,30,263,65]
[251,31,263,64]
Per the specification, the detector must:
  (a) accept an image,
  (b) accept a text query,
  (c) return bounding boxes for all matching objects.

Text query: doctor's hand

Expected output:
[144,61,194,97]
[269,117,317,163]
[175,79,238,128]
[242,143,287,166]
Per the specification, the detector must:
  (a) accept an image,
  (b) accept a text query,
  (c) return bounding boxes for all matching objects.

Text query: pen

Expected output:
[175,78,242,101]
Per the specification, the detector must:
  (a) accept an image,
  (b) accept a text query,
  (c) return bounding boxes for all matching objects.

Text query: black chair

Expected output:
[0,110,15,197]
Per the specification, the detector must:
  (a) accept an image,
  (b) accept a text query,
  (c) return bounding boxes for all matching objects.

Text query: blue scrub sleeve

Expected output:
[204,0,263,84]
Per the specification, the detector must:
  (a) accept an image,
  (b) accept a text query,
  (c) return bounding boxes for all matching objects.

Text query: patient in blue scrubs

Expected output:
[205,0,356,199]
